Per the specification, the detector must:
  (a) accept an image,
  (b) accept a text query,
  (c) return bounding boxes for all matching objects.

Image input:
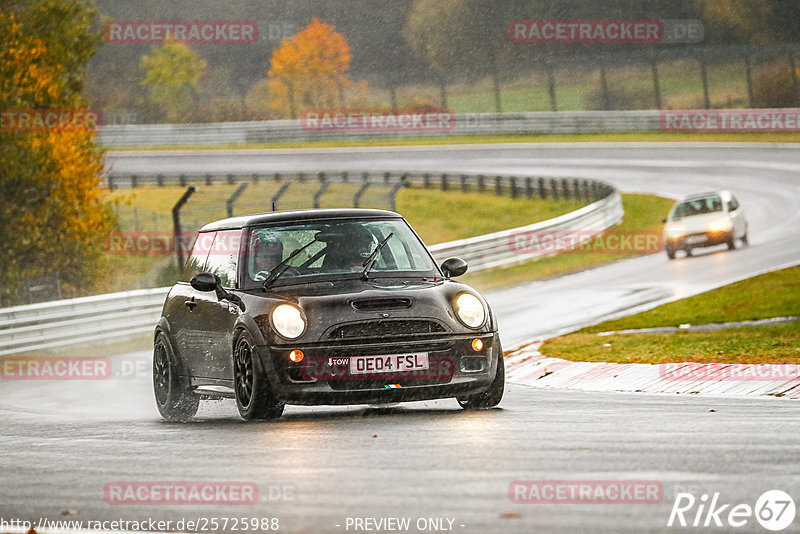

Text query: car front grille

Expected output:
[328,319,447,340]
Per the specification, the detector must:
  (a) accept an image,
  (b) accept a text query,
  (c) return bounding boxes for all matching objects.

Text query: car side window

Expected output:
[728,197,739,211]
[204,229,242,288]
[182,231,215,282]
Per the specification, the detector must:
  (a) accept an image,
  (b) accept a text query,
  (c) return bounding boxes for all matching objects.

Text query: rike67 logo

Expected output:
[668,490,796,531]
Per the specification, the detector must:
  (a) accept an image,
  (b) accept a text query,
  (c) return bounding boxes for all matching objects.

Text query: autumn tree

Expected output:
[267,18,354,119]
[0,0,112,305]
[140,42,207,123]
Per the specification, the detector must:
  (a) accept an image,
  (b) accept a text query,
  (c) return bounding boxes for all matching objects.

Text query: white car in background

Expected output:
[663,190,748,260]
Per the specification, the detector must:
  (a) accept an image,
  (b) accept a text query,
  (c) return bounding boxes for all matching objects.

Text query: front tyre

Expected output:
[153,332,199,422]
[458,340,504,410]
[233,331,284,421]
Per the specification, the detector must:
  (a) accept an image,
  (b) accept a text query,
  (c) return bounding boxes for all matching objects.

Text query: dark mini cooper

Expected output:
[153,209,504,421]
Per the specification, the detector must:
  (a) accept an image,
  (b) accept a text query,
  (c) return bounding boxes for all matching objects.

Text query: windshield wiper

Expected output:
[361,233,393,280]
[262,238,318,290]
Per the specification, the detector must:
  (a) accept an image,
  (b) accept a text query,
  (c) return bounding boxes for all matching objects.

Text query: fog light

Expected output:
[471,338,484,352]
[288,349,304,363]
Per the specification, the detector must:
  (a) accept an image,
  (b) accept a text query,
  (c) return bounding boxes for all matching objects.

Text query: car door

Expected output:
[172,231,219,379]
[727,195,745,238]
[199,229,243,380]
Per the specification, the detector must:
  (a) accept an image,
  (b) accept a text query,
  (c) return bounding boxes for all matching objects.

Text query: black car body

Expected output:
[153,209,504,421]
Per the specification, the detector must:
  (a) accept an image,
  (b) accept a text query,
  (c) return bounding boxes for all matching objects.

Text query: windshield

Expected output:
[672,196,723,218]
[245,218,437,287]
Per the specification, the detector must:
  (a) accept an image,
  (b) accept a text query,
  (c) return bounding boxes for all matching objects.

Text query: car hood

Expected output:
[242,277,491,345]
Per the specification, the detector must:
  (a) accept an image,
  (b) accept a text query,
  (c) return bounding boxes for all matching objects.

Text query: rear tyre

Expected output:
[741,229,749,246]
[665,246,676,260]
[458,340,504,410]
[233,331,284,421]
[153,332,199,422]
[727,234,736,250]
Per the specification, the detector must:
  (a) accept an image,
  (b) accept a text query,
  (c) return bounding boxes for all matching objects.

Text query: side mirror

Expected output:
[440,257,468,278]
[190,272,219,292]
[190,272,246,311]
[661,217,667,224]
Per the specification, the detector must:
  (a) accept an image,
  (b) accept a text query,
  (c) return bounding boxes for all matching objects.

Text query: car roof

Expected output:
[199,208,403,232]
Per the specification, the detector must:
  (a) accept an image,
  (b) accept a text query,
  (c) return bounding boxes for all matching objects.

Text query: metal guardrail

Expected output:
[0,176,621,356]
[0,288,169,356]
[96,111,664,147]
[429,191,622,271]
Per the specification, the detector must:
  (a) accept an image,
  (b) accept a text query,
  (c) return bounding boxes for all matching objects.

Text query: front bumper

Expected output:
[666,230,731,250]
[255,333,498,405]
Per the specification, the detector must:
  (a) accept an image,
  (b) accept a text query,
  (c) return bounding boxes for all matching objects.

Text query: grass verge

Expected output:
[102,183,586,293]
[461,193,674,292]
[541,265,800,364]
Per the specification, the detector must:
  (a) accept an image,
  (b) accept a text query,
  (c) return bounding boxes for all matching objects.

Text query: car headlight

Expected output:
[271,304,305,339]
[666,226,685,238]
[455,293,486,329]
[708,219,728,232]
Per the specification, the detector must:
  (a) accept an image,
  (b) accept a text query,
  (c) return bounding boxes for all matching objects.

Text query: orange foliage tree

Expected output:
[267,18,356,118]
[0,0,112,305]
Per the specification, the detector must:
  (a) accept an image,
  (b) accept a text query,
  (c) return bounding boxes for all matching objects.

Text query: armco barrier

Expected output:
[96,111,664,147]
[0,176,621,356]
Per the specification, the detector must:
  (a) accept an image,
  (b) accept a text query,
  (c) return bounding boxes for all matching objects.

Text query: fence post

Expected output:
[550,178,559,200]
[651,59,662,110]
[510,177,518,199]
[699,52,710,108]
[599,56,611,110]
[538,177,546,199]
[353,174,370,208]
[744,56,754,108]
[477,175,485,192]
[157,174,164,186]
[313,173,329,208]
[130,175,137,188]
[441,173,448,191]
[460,175,468,192]
[389,175,407,212]
[226,183,248,218]
[271,182,291,211]
[172,186,196,273]
[495,176,502,196]
[423,173,430,188]
[525,177,533,198]
[547,63,558,112]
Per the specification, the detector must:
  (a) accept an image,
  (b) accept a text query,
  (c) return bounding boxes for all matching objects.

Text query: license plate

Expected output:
[349,353,429,374]
[686,235,707,244]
